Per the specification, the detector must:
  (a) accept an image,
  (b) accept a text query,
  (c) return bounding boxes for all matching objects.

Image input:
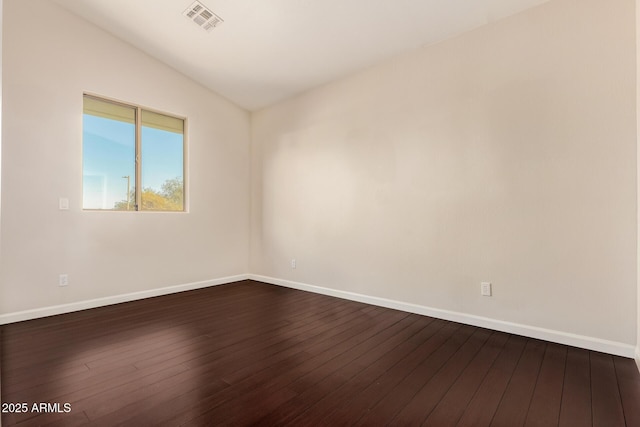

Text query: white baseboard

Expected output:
[0,274,250,325]
[250,274,636,359]
[636,347,640,372]
[1,273,635,359]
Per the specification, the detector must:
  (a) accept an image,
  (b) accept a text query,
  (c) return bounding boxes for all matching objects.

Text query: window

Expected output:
[82,95,185,211]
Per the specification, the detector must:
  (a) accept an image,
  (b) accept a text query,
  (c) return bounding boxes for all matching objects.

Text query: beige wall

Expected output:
[637,0,640,365]
[0,0,3,419]
[0,0,251,314]
[252,0,637,345]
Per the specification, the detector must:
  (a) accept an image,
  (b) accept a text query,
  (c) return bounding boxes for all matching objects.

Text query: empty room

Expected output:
[1,0,640,425]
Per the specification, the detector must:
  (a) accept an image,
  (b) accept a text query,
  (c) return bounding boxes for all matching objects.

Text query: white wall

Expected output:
[0,0,3,420]
[0,0,251,315]
[637,0,640,368]
[252,0,637,349]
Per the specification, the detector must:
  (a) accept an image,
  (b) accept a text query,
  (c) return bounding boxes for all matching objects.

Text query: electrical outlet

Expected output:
[481,282,492,296]
[291,259,296,269]
[59,274,69,287]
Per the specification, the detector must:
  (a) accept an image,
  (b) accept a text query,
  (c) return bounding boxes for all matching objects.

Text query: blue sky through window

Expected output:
[142,126,184,191]
[83,114,183,210]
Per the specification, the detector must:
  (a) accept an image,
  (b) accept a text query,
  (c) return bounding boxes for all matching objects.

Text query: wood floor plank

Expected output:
[614,356,640,427]
[92,374,232,426]
[3,284,308,373]
[390,328,493,425]
[423,331,508,427]
[175,306,388,387]
[489,339,546,427]
[143,308,396,425]
[102,304,378,424]
[2,280,639,427]
[3,281,263,353]
[218,308,381,386]
[353,323,477,426]
[591,352,626,427]
[455,334,527,427]
[523,343,567,427]
[325,321,454,425]
[6,294,318,366]
[269,314,426,426]
[558,347,592,427]
[282,317,443,427]
[168,310,412,426]
[5,288,344,392]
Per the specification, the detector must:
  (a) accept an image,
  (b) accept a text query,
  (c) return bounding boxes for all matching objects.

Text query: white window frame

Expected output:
[82,93,187,212]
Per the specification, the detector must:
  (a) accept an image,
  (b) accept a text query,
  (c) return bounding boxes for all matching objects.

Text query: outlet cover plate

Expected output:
[481,282,492,296]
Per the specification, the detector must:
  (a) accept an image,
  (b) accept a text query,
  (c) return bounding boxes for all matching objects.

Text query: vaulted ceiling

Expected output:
[52,0,550,111]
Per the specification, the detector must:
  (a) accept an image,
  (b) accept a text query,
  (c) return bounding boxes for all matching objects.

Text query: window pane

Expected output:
[83,96,136,210]
[140,110,184,211]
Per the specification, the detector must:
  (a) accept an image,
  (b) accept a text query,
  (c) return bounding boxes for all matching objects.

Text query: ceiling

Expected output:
[52,0,550,111]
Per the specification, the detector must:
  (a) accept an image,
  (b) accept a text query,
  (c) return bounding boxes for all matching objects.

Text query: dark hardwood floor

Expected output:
[1,280,639,426]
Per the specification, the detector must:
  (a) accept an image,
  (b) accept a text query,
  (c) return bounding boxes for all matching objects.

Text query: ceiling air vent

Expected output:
[183,1,224,32]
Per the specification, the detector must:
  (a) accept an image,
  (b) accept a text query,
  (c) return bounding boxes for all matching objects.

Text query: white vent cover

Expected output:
[183,1,224,32]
